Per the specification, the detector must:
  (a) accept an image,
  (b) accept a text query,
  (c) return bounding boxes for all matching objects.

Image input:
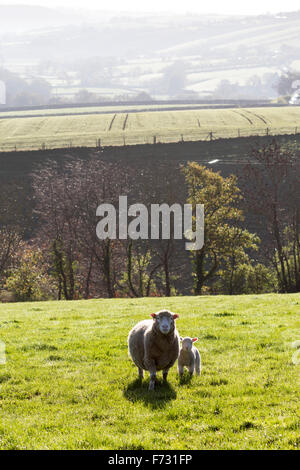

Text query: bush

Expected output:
[5,246,56,301]
[214,262,277,295]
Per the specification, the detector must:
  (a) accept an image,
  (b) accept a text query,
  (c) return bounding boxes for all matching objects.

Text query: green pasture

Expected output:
[0,294,299,449]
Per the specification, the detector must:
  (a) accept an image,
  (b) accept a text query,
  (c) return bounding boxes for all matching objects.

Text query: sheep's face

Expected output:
[151,310,179,335]
[180,337,198,351]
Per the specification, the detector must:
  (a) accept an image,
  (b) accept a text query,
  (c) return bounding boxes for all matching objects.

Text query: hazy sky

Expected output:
[0,0,299,15]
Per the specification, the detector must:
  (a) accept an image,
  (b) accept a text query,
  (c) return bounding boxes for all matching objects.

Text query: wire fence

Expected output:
[0,126,299,152]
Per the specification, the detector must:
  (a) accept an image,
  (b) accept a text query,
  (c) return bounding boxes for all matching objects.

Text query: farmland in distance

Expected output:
[0,105,300,151]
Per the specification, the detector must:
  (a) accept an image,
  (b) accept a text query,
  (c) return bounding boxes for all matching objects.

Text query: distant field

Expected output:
[0,294,299,449]
[0,102,228,118]
[0,105,299,151]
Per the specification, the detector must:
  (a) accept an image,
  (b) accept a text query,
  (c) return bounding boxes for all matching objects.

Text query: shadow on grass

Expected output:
[123,378,177,409]
[178,372,193,386]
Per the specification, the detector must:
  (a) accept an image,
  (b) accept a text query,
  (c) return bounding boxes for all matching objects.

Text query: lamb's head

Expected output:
[150,310,179,335]
[180,336,198,351]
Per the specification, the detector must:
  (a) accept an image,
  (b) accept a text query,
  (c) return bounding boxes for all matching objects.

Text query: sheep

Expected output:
[178,337,201,377]
[128,309,180,390]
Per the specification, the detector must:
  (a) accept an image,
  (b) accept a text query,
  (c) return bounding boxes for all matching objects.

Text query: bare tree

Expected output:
[32,155,130,299]
[0,229,21,284]
[243,139,300,293]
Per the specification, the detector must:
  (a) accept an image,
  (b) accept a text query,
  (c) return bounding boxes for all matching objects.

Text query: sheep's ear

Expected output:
[192,337,198,343]
[180,337,183,341]
[173,313,179,319]
[150,313,157,318]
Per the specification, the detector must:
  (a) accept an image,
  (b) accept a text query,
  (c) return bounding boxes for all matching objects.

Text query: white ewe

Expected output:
[128,309,180,390]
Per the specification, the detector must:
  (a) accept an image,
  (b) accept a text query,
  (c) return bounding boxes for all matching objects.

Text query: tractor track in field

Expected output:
[244,109,269,125]
[231,110,253,125]
[108,114,117,131]
[123,114,129,130]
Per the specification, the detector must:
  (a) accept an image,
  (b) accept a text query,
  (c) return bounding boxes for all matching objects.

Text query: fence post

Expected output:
[153,135,156,144]
[266,128,269,136]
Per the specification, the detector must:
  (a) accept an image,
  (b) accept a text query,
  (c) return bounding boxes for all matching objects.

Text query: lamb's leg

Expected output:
[188,357,195,377]
[178,364,184,378]
[138,367,144,379]
[195,351,201,376]
[163,368,169,382]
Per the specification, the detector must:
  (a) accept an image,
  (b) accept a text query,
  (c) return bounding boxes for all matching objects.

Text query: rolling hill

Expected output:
[0,104,299,151]
[158,16,300,56]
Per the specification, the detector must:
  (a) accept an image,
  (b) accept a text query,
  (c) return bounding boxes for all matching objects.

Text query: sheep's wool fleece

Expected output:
[128,319,180,371]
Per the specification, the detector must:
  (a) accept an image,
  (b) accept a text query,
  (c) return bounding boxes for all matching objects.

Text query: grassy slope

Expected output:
[0,106,299,151]
[0,294,299,450]
[0,103,218,118]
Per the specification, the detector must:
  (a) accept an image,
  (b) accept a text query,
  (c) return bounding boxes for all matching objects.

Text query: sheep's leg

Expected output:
[149,370,156,391]
[145,356,156,391]
[178,364,184,378]
[163,368,169,382]
[138,367,144,379]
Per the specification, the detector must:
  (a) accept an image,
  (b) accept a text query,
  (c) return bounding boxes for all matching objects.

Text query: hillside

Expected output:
[1,10,300,102]
[0,5,94,32]
[159,15,300,56]
[0,294,298,449]
[0,104,299,151]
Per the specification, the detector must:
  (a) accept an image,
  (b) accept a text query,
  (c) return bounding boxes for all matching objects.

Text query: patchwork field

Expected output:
[0,294,299,450]
[0,105,299,151]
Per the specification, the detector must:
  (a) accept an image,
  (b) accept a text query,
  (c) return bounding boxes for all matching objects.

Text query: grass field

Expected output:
[0,106,299,151]
[0,294,299,450]
[0,103,214,118]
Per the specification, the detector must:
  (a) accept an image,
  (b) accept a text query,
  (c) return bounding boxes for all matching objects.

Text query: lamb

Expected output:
[178,337,201,377]
[128,309,180,390]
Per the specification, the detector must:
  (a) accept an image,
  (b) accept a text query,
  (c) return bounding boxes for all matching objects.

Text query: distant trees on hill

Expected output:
[0,68,51,107]
[213,72,280,100]
[277,70,300,97]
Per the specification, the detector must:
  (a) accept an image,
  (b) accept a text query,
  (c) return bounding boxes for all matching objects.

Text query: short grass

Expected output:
[0,294,299,450]
[0,106,299,151]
